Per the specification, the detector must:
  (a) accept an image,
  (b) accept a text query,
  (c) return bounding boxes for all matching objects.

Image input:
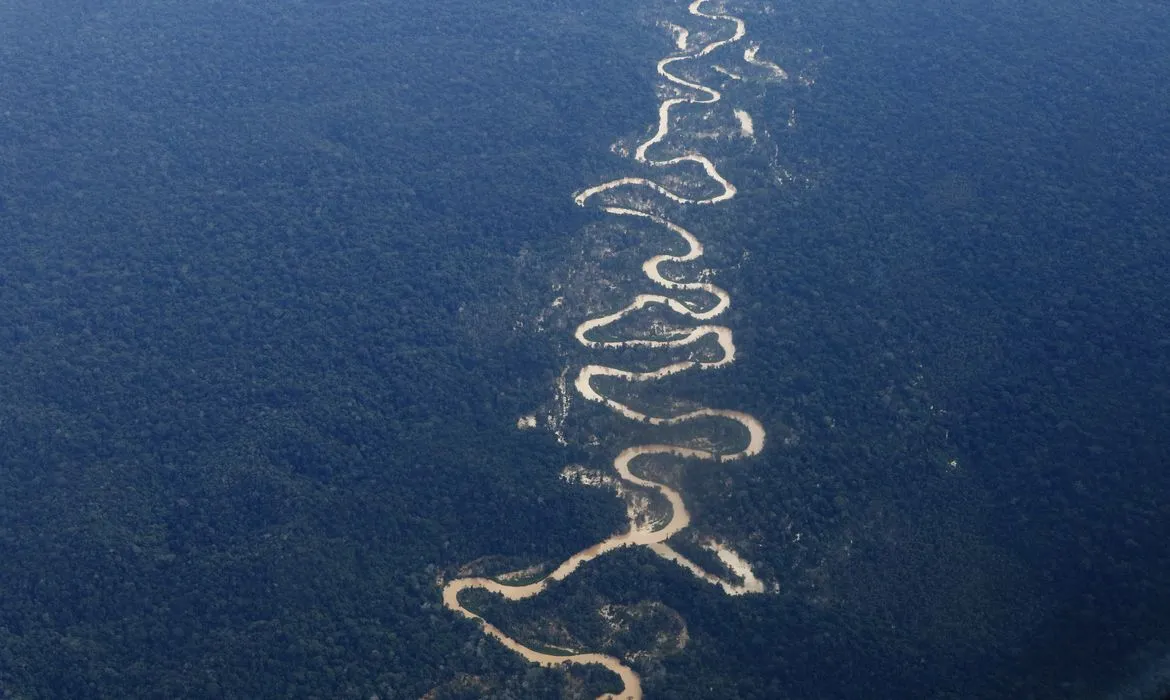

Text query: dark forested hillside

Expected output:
[650,1,1170,698]
[0,0,652,696]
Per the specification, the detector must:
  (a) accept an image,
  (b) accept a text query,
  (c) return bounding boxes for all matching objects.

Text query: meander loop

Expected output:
[441,3,767,698]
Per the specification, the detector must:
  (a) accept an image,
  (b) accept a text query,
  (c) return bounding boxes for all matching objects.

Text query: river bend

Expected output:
[442,3,780,697]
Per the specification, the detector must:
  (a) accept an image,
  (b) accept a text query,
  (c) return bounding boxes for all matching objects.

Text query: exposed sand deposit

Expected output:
[443,3,791,697]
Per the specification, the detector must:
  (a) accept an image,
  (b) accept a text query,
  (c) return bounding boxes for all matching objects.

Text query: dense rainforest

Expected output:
[1,0,1168,698]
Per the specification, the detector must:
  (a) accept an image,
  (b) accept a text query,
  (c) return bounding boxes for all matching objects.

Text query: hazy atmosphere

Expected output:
[1,0,1168,698]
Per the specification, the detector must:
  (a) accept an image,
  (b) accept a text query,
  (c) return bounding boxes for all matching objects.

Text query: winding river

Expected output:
[442,2,778,697]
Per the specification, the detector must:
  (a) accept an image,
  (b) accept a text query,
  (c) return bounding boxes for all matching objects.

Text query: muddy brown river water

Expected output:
[442,2,786,697]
